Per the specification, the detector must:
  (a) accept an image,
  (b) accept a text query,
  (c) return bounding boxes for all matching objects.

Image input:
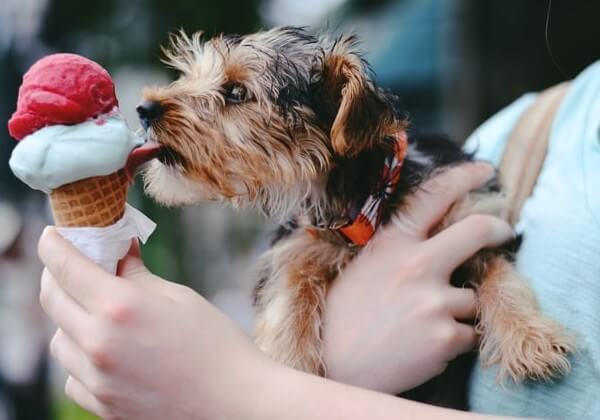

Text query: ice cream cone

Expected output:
[49,169,129,227]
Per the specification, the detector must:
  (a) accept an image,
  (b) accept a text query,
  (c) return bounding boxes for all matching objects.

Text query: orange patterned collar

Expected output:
[334,130,408,246]
[304,131,408,246]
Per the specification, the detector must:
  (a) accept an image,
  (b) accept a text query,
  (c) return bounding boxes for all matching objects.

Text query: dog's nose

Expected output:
[136,100,163,128]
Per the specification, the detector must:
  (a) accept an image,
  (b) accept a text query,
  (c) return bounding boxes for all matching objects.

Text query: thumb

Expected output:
[117,239,148,278]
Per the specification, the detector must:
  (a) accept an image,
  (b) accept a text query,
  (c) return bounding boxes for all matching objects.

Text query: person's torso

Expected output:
[465,60,600,418]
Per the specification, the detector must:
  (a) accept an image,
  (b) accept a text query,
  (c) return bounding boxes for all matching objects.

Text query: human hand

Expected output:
[38,230,271,420]
[37,171,515,420]
[323,162,513,394]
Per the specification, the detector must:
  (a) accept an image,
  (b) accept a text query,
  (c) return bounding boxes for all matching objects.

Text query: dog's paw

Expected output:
[478,316,576,385]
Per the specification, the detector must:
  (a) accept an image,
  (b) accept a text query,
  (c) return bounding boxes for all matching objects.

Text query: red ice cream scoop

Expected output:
[8,53,118,140]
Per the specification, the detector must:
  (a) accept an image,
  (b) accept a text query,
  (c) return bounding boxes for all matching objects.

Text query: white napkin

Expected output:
[56,204,156,274]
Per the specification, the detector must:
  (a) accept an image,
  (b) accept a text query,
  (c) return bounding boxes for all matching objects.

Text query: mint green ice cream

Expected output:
[9,114,143,193]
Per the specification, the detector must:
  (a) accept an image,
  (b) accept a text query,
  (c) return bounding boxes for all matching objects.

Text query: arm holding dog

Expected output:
[39,164,514,419]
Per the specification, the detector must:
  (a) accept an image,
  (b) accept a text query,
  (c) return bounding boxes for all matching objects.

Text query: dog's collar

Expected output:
[308,130,408,247]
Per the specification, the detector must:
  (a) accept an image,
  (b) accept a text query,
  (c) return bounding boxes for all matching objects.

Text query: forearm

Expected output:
[253,362,513,420]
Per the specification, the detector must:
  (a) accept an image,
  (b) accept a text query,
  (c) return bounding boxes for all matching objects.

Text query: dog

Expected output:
[137,26,574,408]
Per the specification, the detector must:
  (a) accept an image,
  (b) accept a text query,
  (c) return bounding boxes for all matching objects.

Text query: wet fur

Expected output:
[141,26,574,409]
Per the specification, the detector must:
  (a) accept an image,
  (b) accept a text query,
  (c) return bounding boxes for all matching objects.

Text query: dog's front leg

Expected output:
[476,255,576,383]
[253,231,351,375]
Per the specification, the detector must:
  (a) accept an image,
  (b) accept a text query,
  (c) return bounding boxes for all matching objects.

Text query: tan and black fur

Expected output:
[138,26,574,408]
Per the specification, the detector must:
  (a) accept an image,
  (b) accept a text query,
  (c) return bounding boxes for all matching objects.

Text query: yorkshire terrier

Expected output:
[138,26,574,408]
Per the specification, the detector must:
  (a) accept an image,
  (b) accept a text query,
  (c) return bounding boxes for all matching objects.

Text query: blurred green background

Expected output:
[0,0,599,419]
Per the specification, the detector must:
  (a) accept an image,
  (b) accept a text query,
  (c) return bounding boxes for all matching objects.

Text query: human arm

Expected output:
[38,163,514,420]
[254,362,515,420]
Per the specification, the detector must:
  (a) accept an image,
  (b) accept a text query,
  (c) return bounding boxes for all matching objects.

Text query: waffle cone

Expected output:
[49,169,129,227]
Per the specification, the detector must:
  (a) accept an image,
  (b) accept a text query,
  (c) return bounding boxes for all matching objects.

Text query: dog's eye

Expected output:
[223,83,247,104]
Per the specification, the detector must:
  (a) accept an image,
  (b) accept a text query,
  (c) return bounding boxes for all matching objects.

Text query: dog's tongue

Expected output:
[125,142,163,180]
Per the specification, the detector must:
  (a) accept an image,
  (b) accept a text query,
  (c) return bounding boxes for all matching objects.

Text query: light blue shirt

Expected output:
[464,61,600,419]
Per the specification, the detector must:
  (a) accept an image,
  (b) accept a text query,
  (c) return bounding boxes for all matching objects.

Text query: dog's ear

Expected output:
[316,35,396,157]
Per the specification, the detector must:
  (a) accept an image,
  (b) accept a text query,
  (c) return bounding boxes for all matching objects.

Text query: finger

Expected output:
[128,238,142,258]
[64,376,104,417]
[425,214,513,276]
[38,227,124,311]
[449,323,477,359]
[50,329,94,386]
[116,239,148,279]
[445,287,476,322]
[407,162,495,236]
[40,269,90,343]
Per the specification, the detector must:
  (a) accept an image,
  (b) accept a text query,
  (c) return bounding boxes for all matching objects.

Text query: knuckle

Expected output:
[436,166,469,195]
[426,291,447,314]
[438,323,459,348]
[465,214,496,240]
[456,162,492,186]
[100,296,137,325]
[95,389,115,406]
[84,330,114,370]
[89,378,114,405]
[89,347,113,370]
[97,407,113,420]
[447,169,469,191]
[426,166,455,189]
[89,345,113,370]
[399,252,427,279]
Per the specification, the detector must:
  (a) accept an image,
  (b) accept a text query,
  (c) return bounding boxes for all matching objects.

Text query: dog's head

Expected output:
[140,26,399,221]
